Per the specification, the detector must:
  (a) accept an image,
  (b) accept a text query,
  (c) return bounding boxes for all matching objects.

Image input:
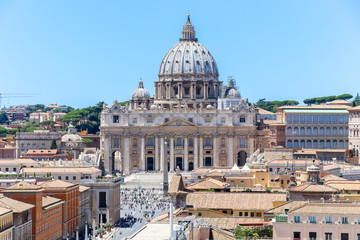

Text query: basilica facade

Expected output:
[100,15,257,174]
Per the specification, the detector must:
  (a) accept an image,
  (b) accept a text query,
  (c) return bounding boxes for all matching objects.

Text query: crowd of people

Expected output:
[119,187,170,228]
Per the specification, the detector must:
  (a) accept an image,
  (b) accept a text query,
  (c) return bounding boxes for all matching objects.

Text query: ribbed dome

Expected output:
[132,79,150,99]
[227,88,241,98]
[158,15,219,80]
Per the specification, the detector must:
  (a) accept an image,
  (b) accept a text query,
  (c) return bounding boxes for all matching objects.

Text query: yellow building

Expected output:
[225,171,291,189]
[0,206,13,240]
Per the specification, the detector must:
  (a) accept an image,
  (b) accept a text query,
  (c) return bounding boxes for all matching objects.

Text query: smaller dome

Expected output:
[61,134,83,142]
[206,104,214,110]
[132,79,150,99]
[227,88,241,98]
[150,104,157,110]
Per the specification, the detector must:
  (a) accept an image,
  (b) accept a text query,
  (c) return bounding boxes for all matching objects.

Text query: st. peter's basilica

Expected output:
[100,15,257,174]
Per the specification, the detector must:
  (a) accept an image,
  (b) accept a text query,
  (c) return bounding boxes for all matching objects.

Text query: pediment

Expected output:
[162,117,198,127]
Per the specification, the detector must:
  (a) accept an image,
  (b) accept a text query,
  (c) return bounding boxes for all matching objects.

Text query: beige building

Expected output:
[22,167,102,183]
[0,206,13,240]
[348,105,360,160]
[100,15,258,174]
[273,202,360,240]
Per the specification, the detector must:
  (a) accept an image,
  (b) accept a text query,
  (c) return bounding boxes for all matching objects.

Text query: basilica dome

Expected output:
[227,88,241,98]
[158,15,219,80]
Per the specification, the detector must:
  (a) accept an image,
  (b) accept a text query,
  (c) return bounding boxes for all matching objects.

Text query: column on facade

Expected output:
[140,135,145,171]
[203,82,207,99]
[170,135,174,171]
[155,136,160,171]
[103,135,111,173]
[184,136,189,171]
[227,134,234,167]
[124,135,130,174]
[160,136,164,171]
[249,137,254,155]
[213,134,218,166]
[194,135,198,169]
[179,83,183,99]
[199,135,204,167]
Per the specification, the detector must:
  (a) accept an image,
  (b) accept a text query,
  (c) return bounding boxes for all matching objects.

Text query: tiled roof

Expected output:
[186,178,229,191]
[169,175,185,194]
[202,217,264,230]
[42,196,63,208]
[39,179,77,189]
[23,167,101,174]
[3,181,42,192]
[289,184,337,193]
[0,206,12,216]
[326,182,360,191]
[263,201,306,215]
[322,174,346,182]
[205,170,225,177]
[256,107,275,115]
[26,149,58,155]
[290,202,360,215]
[79,186,90,192]
[0,196,34,213]
[0,158,36,164]
[186,192,286,211]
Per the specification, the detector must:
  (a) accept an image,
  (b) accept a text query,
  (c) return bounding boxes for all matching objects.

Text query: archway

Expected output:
[237,151,247,166]
[146,157,154,171]
[176,157,183,171]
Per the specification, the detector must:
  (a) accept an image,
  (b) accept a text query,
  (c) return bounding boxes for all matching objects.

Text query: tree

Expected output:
[50,139,57,149]
[337,93,353,100]
[0,112,8,124]
[303,98,316,106]
[353,93,360,106]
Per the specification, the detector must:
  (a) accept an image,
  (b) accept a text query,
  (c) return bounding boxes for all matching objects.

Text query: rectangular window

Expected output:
[306,114,312,123]
[309,216,316,223]
[326,115,331,123]
[132,118,137,124]
[113,115,119,123]
[113,138,119,148]
[165,118,169,122]
[240,116,246,122]
[13,168,16,172]
[341,233,349,240]
[341,217,348,224]
[239,212,243,216]
[99,192,107,208]
[250,212,254,217]
[325,216,332,223]
[58,176,61,180]
[293,232,301,239]
[189,118,193,122]
[146,118,153,123]
[313,114,318,123]
[309,232,317,240]
[72,176,76,181]
[286,115,293,123]
[245,212,248,217]
[221,118,225,123]
[325,233,332,240]
[65,176,69,181]
[300,115,305,123]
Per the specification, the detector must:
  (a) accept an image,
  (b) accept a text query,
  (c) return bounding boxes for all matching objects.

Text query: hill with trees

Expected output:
[303,93,353,105]
[255,99,299,113]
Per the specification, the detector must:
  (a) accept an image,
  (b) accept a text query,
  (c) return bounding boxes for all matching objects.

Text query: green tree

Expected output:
[0,112,8,124]
[50,139,57,149]
[336,93,353,100]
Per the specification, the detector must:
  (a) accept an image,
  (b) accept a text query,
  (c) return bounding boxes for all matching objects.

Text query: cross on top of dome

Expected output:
[180,13,197,42]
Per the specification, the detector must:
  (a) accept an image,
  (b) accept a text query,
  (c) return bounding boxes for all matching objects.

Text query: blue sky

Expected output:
[0,0,360,108]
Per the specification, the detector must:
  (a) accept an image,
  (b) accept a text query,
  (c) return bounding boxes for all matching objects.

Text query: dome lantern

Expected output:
[180,14,197,42]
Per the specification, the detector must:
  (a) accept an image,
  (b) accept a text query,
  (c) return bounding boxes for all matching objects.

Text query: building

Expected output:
[277,100,351,150]
[0,196,34,240]
[185,192,286,218]
[81,176,121,226]
[2,181,63,240]
[15,130,61,158]
[5,108,26,122]
[348,105,360,160]
[79,186,90,232]
[0,147,16,159]
[0,158,38,174]
[24,149,60,161]
[22,167,102,183]
[29,110,48,124]
[273,202,360,240]
[100,15,258,174]
[0,206,13,240]
[39,180,80,238]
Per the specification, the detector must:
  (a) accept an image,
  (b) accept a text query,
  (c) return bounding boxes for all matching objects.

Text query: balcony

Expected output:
[175,145,183,150]
[146,146,154,149]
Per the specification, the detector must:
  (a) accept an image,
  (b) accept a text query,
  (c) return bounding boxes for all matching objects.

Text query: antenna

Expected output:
[0,93,38,109]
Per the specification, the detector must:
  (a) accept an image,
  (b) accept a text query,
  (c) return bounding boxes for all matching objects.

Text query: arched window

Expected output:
[221,138,225,147]
[294,127,299,135]
[320,140,325,149]
[294,140,299,148]
[339,127,344,135]
[345,140,349,148]
[287,140,293,148]
[300,127,305,136]
[332,127,337,135]
[332,140,338,149]
[326,127,331,135]
[240,116,246,123]
[147,137,153,146]
[240,138,245,147]
[113,138,119,148]
[287,127,292,135]
[176,138,182,147]
[320,127,325,135]
[339,140,344,148]
[300,140,305,148]
[313,140,318,148]
[307,140,312,148]
[313,127,318,135]
[205,137,211,147]
[326,140,331,149]
[345,127,349,136]
[306,127,311,135]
